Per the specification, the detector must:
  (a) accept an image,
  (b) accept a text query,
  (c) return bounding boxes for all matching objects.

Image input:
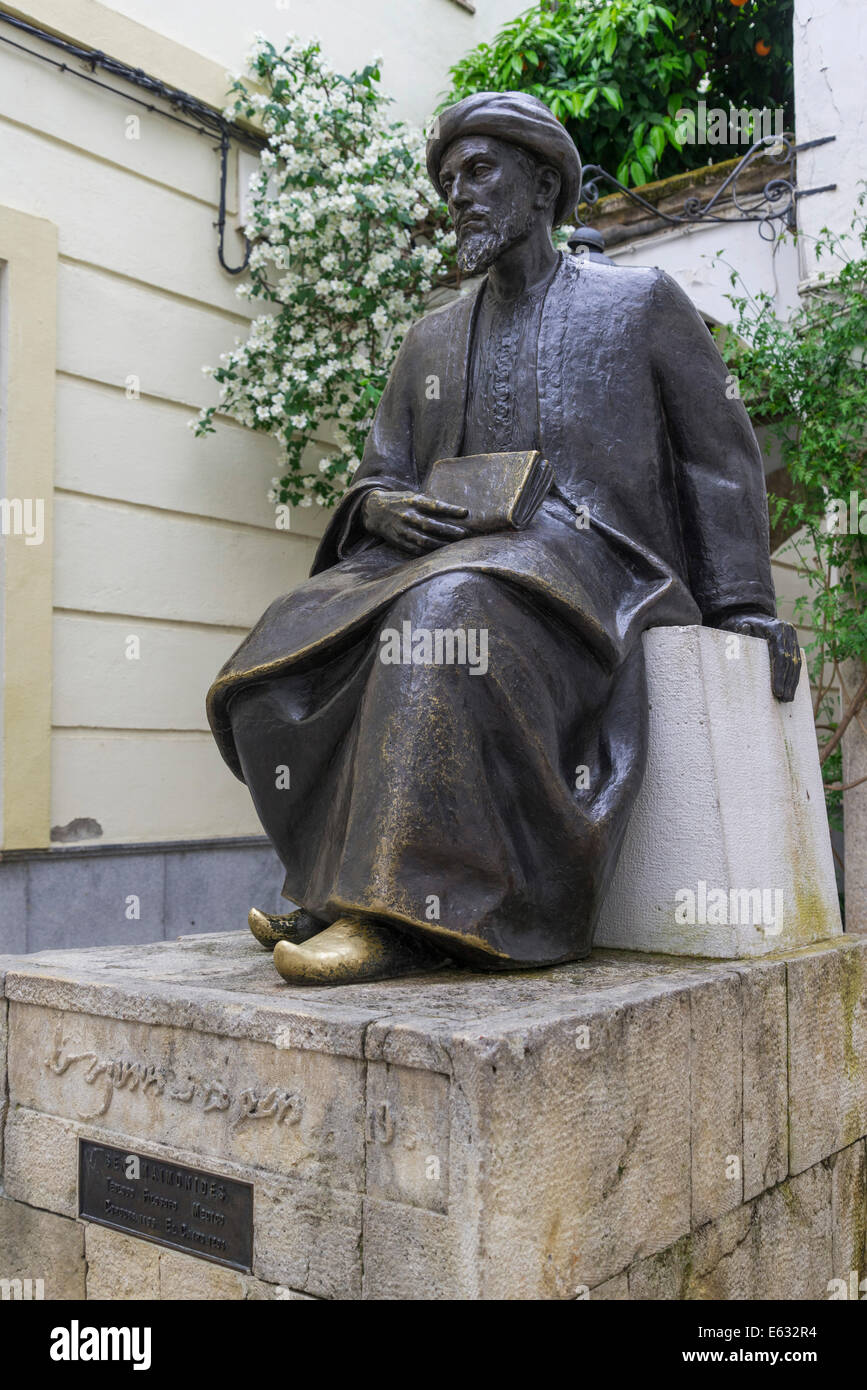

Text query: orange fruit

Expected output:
[755,38,771,55]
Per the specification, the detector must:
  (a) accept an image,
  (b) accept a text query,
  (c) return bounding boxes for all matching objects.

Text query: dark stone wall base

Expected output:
[0,837,287,954]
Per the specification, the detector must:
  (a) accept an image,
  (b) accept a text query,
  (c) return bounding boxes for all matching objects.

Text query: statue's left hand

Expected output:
[716,612,802,703]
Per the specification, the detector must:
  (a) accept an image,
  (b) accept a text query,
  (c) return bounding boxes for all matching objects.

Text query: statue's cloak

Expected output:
[206,254,775,966]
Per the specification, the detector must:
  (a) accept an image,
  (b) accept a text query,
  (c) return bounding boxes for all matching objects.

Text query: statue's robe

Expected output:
[207,252,776,968]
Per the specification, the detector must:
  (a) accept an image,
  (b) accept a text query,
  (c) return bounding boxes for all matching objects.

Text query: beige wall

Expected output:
[0,5,334,846]
[105,0,518,129]
[0,206,56,849]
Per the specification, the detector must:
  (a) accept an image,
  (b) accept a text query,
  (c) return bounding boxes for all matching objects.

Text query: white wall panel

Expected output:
[107,0,520,128]
[54,374,329,540]
[0,38,237,211]
[53,492,318,627]
[52,612,249,731]
[51,728,262,840]
[3,121,249,313]
[57,260,247,409]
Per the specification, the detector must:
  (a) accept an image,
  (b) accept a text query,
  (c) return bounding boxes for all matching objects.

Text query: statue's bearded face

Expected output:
[438,135,553,275]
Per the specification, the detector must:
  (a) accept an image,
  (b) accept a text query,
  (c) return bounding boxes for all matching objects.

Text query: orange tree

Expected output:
[443,0,794,188]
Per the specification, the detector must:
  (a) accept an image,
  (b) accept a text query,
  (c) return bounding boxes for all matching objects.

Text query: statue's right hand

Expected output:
[362,489,470,554]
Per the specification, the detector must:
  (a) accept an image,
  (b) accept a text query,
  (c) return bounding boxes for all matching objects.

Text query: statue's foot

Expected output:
[248,906,326,950]
[272,916,446,986]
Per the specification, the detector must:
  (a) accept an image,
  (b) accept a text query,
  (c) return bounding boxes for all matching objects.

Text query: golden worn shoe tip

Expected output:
[248,906,328,950]
[272,917,446,986]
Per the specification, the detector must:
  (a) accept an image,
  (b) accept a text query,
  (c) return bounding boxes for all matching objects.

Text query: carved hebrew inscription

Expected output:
[46,1024,304,1128]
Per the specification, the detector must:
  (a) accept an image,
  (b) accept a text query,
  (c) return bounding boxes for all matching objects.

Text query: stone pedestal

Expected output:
[595,626,842,957]
[2,930,866,1300]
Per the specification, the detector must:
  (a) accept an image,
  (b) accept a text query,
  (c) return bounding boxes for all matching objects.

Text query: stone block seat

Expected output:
[595,625,842,957]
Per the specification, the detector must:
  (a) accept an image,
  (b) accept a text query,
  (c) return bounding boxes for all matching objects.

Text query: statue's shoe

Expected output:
[248,906,326,950]
[272,916,447,986]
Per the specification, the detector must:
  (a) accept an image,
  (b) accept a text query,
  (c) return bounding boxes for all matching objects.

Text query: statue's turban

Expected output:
[426,91,582,227]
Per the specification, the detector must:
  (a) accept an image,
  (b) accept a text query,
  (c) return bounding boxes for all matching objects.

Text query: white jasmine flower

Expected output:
[195,33,451,516]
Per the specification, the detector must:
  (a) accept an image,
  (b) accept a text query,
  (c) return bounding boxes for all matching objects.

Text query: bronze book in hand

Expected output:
[425,450,554,532]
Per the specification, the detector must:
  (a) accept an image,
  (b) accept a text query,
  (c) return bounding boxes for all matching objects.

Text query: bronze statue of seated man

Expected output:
[207,92,800,986]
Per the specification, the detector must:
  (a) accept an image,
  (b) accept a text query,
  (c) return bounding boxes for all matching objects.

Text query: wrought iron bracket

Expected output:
[578,134,837,243]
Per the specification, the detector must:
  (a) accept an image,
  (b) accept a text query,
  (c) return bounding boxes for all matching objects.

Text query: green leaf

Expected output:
[601,85,623,111]
[602,28,618,62]
[564,91,583,118]
[649,125,667,159]
[637,144,656,175]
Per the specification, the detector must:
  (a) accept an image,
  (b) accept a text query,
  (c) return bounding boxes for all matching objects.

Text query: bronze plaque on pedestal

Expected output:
[78,1139,254,1272]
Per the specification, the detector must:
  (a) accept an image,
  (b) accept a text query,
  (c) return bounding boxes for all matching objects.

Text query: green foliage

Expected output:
[443,0,794,188]
[717,197,867,816]
[688,0,793,126]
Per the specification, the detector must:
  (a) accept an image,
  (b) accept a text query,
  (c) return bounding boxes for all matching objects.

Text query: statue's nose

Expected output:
[450,174,472,209]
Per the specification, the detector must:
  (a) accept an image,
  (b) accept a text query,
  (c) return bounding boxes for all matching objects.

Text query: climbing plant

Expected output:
[718,198,867,825]
[194,34,454,511]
